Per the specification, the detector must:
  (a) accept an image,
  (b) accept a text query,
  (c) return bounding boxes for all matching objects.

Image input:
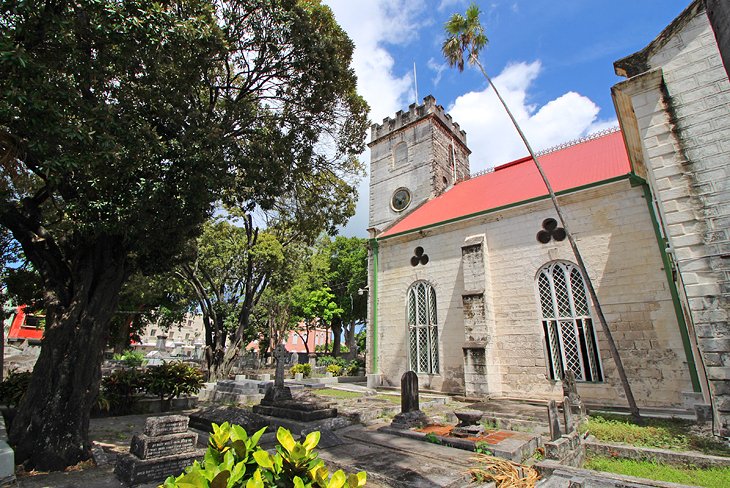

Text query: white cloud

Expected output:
[325,1,426,236]
[438,0,467,12]
[427,57,448,86]
[449,61,614,172]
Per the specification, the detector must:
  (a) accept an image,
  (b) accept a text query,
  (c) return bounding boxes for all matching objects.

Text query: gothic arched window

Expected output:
[407,281,439,374]
[536,262,603,382]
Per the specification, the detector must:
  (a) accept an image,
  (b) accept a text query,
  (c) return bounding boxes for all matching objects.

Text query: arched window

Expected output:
[393,141,408,168]
[407,281,439,374]
[536,262,603,382]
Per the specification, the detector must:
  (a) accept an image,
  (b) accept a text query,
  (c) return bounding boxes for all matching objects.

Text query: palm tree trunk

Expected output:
[474,60,641,421]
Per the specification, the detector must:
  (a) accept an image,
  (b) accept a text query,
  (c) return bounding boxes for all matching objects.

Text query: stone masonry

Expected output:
[372,178,695,408]
[115,415,204,485]
[613,0,730,433]
[368,95,471,233]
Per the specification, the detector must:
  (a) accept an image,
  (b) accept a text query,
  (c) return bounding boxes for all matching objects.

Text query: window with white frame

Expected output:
[536,262,603,382]
[407,281,439,374]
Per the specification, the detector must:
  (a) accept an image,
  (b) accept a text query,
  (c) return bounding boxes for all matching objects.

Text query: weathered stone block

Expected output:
[144,415,189,437]
[130,432,198,460]
[0,440,14,486]
[115,449,205,484]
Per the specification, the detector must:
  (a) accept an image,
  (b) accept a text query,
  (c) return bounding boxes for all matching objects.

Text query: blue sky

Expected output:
[325,0,691,237]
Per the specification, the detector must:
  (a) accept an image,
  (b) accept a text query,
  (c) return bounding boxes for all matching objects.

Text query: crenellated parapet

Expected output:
[369,95,468,146]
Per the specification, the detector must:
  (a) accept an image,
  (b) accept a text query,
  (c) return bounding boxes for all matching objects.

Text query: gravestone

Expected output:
[547,400,562,441]
[274,344,288,388]
[115,415,204,485]
[562,370,586,418]
[390,371,429,429]
[562,396,574,433]
[252,345,337,422]
[261,344,294,404]
[401,371,419,413]
[289,351,299,366]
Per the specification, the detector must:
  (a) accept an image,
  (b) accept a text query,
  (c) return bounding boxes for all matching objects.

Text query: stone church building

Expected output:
[365,0,730,430]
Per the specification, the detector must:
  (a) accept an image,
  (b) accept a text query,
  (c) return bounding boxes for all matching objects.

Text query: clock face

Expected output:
[391,188,411,211]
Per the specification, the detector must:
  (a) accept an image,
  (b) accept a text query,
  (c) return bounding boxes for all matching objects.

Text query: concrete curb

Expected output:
[536,459,699,488]
[585,440,730,468]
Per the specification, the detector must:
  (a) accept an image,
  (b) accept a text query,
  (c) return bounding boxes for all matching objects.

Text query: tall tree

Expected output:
[443,3,640,421]
[0,0,367,470]
[177,217,285,381]
[321,236,367,357]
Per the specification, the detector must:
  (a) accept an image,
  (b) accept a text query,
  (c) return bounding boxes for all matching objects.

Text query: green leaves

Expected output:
[164,424,366,488]
[276,427,296,454]
[442,2,488,72]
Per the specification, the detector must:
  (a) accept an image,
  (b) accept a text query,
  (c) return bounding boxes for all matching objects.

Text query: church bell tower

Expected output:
[367,95,471,234]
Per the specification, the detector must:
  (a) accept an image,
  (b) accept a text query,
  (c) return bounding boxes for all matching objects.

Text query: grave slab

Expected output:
[115,450,205,485]
[130,431,198,459]
[143,415,189,437]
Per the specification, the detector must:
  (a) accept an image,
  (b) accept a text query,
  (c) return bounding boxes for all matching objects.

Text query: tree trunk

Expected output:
[0,306,6,380]
[344,320,356,360]
[8,242,126,471]
[331,319,342,357]
[475,60,641,421]
[206,343,227,382]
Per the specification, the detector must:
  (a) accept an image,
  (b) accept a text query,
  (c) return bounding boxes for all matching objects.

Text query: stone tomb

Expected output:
[115,415,204,484]
[212,378,269,404]
[252,344,337,422]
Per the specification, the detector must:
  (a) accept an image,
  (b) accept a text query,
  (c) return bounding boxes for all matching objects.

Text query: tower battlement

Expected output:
[370,95,468,146]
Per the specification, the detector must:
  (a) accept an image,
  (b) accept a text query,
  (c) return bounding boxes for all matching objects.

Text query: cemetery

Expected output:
[4,336,730,487]
[2,0,730,487]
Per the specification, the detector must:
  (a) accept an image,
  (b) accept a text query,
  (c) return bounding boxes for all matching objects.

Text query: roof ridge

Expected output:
[534,126,621,157]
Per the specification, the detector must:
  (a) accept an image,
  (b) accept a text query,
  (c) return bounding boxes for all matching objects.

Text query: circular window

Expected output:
[391,187,411,212]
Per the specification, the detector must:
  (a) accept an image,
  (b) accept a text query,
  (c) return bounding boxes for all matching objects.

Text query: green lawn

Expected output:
[582,414,730,457]
[315,388,363,399]
[314,389,401,405]
[585,456,730,488]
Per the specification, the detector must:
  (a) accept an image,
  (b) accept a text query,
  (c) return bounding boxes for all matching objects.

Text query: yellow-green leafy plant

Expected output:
[290,363,312,378]
[325,365,342,376]
[161,424,366,488]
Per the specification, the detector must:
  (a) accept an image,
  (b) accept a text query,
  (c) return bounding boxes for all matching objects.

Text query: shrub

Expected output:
[0,370,32,407]
[290,363,312,378]
[143,362,204,404]
[315,344,349,353]
[326,365,342,376]
[101,368,145,415]
[163,423,366,487]
[316,355,346,368]
[112,349,146,367]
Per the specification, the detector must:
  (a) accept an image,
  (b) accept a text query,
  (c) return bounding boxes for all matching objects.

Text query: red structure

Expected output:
[7,306,44,343]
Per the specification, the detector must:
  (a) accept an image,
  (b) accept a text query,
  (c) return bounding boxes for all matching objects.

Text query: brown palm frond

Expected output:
[467,454,540,488]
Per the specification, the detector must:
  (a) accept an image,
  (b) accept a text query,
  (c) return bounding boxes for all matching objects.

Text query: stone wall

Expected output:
[373,179,695,408]
[613,3,730,432]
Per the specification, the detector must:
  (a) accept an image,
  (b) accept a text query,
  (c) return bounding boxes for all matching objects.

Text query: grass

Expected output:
[314,388,362,399]
[314,388,401,405]
[373,394,401,404]
[585,456,730,488]
[582,414,730,457]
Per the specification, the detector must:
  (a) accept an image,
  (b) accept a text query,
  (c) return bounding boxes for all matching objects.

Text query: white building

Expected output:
[366,1,728,423]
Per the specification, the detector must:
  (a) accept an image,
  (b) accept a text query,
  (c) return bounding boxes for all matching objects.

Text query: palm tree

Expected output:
[443,3,640,421]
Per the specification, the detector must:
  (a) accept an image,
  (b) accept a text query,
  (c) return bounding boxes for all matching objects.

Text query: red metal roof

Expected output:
[379,129,631,238]
[7,306,44,342]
